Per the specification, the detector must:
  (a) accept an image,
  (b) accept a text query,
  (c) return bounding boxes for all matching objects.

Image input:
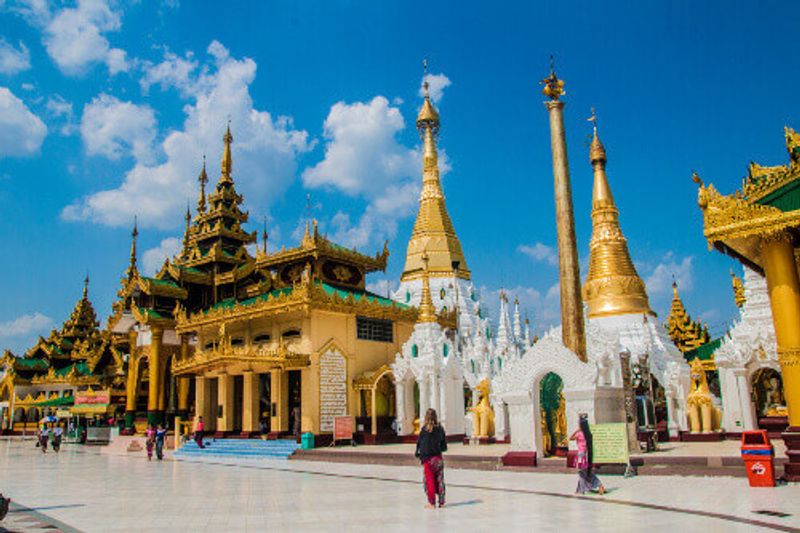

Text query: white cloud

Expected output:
[518,242,558,267]
[0,87,47,157]
[139,50,200,97]
[480,283,561,334]
[46,94,77,135]
[645,253,694,296]
[302,96,449,248]
[366,278,397,298]
[142,237,182,275]
[0,312,53,338]
[0,38,31,74]
[63,41,311,229]
[80,93,157,162]
[419,73,451,104]
[31,0,128,75]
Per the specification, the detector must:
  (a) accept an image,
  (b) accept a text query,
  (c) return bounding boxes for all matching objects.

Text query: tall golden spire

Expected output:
[582,109,651,318]
[401,60,470,282]
[197,156,208,213]
[220,122,233,184]
[126,217,138,278]
[418,252,438,323]
[542,59,586,360]
[183,203,191,250]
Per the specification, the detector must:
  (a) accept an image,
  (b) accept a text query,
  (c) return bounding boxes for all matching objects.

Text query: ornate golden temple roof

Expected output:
[666,281,710,353]
[582,121,651,318]
[401,66,470,282]
[731,269,746,308]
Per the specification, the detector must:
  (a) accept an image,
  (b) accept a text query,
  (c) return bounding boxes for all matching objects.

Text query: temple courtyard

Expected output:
[0,440,798,532]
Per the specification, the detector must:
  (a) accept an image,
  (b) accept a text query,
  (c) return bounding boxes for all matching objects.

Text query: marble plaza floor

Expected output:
[0,440,799,532]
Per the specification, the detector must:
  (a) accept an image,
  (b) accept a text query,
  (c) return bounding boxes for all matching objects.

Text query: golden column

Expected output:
[177,335,190,418]
[124,329,139,430]
[147,326,163,425]
[761,232,800,480]
[541,64,586,360]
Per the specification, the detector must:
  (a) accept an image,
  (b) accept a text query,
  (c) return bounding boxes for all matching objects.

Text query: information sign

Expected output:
[591,423,629,464]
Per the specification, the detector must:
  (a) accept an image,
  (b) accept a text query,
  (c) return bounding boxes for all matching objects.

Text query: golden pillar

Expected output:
[542,68,586,360]
[242,371,259,433]
[194,376,209,426]
[147,326,163,424]
[217,373,234,433]
[271,369,288,433]
[177,335,190,416]
[761,234,800,425]
[157,355,167,412]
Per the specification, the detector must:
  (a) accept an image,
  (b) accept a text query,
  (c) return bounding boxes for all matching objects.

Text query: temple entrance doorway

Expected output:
[539,372,567,457]
[232,375,244,433]
[288,370,301,437]
[208,377,219,432]
[752,367,787,436]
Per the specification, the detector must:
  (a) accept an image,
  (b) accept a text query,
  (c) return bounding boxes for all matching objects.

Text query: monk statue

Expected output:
[469,378,495,439]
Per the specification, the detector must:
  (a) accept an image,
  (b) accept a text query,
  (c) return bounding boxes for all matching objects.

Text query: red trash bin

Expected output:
[741,430,775,487]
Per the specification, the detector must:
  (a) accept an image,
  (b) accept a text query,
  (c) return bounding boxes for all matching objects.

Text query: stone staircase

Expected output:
[174,438,300,460]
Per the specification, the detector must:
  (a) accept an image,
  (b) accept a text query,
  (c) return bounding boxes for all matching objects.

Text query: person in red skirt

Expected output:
[415,408,447,509]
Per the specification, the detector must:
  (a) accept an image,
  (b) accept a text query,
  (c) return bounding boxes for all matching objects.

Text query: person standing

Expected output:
[145,424,156,461]
[415,408,447,509]
[570,413,605,495]
[38,425,49,453]
[52,423,63,453]
[194,416,205,449]
[155,424,167,461]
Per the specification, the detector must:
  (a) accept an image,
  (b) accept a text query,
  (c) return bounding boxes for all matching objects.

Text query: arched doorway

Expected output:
[539,372,566,457]
[752,368,786,418]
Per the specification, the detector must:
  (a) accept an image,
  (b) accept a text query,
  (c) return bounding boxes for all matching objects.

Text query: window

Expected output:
[356,316,393,343]
[412,344,419,358]
[230,337,244,347]
[282,329,301,339]
[253,333,271,344]
[443,344,449,357]
[440,288,446,300]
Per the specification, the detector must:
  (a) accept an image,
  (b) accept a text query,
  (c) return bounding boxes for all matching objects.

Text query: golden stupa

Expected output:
[400,75,470,282]
[582,118,651,318]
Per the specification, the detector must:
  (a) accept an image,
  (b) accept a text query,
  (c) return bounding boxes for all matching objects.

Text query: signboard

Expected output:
[56,409,72,418]
[591,423,629,464]
[333,416,354,442]
[75,388,110,405]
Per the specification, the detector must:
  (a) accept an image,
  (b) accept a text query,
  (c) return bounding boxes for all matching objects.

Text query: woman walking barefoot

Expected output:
[145,424,156,461]
[570,413,605,495]
[155,424,167,461]
[415,408,447,509]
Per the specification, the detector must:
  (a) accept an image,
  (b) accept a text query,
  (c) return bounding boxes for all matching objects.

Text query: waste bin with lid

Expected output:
[301,432,315,450]
[741,430,775,487]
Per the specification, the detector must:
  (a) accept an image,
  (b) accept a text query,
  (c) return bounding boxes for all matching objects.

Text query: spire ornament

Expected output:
[582,109,651,318]
[418,252,438,323]
[127,217,138,277]
[262,216,268,254]
[666,281,710,352]
[220,122,233,184]
[197,156,208,213]
[540,55,565,101]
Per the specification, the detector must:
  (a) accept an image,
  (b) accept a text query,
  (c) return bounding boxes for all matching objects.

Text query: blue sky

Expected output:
[1,1,798,353]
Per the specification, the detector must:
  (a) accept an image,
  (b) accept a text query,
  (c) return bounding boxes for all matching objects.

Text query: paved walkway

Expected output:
[0,440,798,532]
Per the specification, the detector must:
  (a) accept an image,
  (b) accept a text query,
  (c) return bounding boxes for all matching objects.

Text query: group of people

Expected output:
[415,409,605,509]
[145,424,168,461]
[37,423,64,453]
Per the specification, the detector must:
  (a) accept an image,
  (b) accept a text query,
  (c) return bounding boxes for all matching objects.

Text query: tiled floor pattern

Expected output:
[1,440,798,532]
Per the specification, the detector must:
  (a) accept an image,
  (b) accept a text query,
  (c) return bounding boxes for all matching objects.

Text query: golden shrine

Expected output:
[666,282,711,355]
[695,126,800,480]
[0,278,125,431]
[104,125,426,439]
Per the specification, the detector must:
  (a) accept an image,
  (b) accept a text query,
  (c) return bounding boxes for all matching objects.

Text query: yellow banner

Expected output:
[591,423,629,464]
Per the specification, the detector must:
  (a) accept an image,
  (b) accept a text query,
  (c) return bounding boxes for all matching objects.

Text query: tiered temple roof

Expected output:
[665,281,711,354]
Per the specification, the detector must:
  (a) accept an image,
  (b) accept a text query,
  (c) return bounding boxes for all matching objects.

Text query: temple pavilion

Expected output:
[0,278,125,432]
[108,126,421,440]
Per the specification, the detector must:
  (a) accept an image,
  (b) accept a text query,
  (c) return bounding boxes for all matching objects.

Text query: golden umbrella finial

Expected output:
[540,54,565,101]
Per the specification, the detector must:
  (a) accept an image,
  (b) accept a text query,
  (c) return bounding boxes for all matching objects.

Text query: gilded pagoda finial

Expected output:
[731,268,746,308]
[665,280,710,353]
[220,122,233,183]
[197,156,208,213]
[785,126,800,165]
[417,58,440,132]
[182,202,191,250]
[262,216,268,254]
[418,251,438,323]
[588,107,606,165]
[127,217,138,277]
[540,55,565,101]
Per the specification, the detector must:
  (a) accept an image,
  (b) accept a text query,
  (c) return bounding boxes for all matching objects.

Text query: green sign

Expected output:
[591,423,629,464]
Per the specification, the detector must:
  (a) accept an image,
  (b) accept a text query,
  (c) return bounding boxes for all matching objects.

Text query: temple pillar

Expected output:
[242,371,259,433]
[157,354,168,413]
[194,376,210,426]
[761,233,800,480]
[395,379,407,435]
[271,369,288,433]
[545,94,586,361]
[216,373,234,433]
[147,327,163,425]
[370,386,378,435]
[177,378,190,418]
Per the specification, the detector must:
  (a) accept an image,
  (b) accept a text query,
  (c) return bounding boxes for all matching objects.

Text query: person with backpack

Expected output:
[415,408,447,509]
